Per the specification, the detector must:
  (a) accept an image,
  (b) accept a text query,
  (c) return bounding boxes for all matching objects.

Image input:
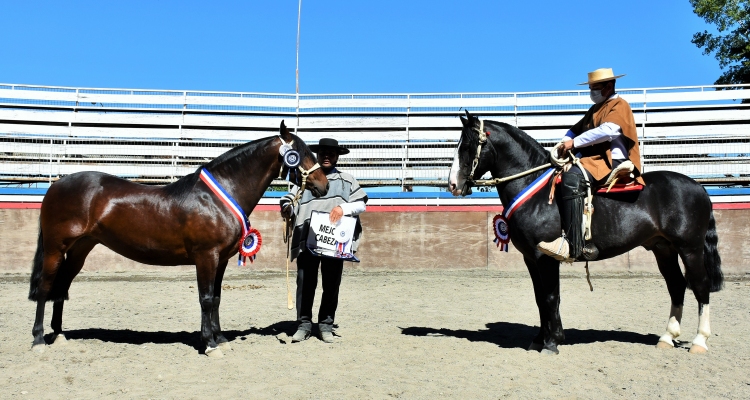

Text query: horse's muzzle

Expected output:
[311,182,329,198]
[461,181,473,196]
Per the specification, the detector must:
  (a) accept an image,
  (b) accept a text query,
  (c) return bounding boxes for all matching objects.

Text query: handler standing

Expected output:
[280,138,367,343]
[537,68,644,261]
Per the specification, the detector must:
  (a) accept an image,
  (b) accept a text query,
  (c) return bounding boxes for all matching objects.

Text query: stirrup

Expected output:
[537,237,570,261]
[604,160,634,193]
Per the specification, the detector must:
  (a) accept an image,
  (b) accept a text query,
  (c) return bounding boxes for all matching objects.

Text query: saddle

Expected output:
[549,160,644,263]
[596,160,643,194]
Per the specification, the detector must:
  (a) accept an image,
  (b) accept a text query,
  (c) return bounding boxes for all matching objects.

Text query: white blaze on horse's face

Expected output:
[448,140,463,196]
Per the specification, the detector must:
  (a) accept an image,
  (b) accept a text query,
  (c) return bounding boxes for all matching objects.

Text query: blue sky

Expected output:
[0,0,723,93]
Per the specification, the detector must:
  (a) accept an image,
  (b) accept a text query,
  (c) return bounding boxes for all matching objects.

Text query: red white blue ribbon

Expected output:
[335,239,352,258]
[503,168,555,219]
[493,167,556,253]
[199,168,261,265]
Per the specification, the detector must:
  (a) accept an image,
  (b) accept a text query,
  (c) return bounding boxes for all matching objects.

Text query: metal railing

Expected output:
[1,83,749,187]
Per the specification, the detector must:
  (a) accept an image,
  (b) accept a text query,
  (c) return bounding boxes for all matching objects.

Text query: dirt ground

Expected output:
[1,269,749,399]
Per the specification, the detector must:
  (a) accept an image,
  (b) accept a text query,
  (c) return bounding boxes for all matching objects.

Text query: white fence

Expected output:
[1,83,749,186]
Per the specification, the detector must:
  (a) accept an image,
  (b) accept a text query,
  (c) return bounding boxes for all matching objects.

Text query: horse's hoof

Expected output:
[540,348,559,356]
[688,344,707,354]
[31,344,45,353]
[53,334,68,346]
[217,341,232,351]
[528,342,543,352]
[205,347,224,358]
[656,340,674,349]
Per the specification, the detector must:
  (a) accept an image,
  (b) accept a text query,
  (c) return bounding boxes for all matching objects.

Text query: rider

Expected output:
[536,68,644,261]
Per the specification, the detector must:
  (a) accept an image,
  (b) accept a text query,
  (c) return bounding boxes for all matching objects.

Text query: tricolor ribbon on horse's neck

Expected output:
[199,168,262,266]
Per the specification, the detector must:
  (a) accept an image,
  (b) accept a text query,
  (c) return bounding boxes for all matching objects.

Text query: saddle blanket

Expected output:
[596,183,644,194]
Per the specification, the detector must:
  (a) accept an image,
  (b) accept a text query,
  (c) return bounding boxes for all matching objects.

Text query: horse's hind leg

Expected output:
[50,300,67,345]
[31,251,64,351]
[211,259,230,351]
[679,246,712,353]
[49,237,98,346]
[653,245,686,349]
[32,300,48,351]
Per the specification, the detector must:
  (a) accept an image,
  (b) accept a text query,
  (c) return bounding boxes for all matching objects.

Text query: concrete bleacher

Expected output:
[1,83,750,189]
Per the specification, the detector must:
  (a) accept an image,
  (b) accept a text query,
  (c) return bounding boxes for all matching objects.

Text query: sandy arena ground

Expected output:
[1,269,749,399]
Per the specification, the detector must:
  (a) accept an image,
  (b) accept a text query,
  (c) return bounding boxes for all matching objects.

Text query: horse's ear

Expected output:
[279,120,293,141]
[460,116,469,127]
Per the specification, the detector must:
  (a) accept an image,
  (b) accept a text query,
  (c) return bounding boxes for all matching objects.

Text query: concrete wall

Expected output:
[1,208,748,274]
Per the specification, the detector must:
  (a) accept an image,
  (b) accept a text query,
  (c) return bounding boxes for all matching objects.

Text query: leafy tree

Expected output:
[690,0,750,86]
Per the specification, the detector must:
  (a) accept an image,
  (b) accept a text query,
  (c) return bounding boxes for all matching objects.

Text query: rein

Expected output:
[467,120,559,187]
[466,121,592,231]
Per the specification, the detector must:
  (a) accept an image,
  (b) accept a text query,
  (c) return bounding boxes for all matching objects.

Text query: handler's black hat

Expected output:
[309,138,350,155]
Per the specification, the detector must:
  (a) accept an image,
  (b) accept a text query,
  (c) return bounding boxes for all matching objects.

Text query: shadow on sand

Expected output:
[59,320,299,352]
[400,321,659,350]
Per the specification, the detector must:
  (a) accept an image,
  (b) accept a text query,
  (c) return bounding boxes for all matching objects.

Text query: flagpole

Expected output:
[295,0,302,134]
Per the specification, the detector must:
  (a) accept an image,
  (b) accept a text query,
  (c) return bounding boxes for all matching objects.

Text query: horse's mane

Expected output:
[485,120,549,166]
[161,136,274,202]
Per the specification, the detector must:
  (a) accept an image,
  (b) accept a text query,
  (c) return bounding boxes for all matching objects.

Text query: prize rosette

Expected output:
[283,151,301,169]
[238,227,262,265]
[334,223,352,257]
[492,214,510,252]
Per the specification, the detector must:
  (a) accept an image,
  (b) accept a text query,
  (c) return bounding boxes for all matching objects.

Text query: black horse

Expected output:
[449,111,723,355]
[28,121,328,357]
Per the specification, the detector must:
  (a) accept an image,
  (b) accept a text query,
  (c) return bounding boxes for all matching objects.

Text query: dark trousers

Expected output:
[295,250,344,332]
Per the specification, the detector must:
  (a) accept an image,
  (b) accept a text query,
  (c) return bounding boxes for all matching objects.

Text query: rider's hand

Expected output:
[559,138,575,156]
[329,206,344,224]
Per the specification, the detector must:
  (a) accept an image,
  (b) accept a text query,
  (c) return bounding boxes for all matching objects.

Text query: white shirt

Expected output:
[563,93,628,160]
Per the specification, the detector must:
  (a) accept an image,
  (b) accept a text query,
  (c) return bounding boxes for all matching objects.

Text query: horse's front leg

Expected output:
[195,253,222,358]
[211,259,230,351]
[524,256,546,351]
[524,256,565,354]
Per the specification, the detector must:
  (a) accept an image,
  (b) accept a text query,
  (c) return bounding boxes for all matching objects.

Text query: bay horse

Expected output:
[28,121,328,357]
[449,111,723,355]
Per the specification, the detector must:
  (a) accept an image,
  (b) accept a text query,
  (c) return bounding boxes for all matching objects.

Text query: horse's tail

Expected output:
[704,206,724,293]
[28,218,45,301]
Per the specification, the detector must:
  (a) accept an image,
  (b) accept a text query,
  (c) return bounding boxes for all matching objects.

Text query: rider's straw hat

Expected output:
[579,68,625,85]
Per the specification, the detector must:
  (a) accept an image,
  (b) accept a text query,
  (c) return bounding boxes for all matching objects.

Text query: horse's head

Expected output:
[278,121,329,197]
[449,110,494,196]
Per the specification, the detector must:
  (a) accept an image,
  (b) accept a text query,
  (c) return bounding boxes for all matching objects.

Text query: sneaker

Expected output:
[320,331,335,343]
[537,237,570,261]
[291,328,311,343]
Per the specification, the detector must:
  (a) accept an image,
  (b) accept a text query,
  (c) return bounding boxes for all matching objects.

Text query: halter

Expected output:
[277,136,321,206]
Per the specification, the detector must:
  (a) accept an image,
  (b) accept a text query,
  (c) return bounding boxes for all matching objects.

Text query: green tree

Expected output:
[690,0,750,86]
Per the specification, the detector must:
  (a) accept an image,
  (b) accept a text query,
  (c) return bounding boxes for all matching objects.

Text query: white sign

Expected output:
[306,211,359,261]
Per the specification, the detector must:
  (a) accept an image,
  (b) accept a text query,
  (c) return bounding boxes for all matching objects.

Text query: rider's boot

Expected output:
[537,171,587,261]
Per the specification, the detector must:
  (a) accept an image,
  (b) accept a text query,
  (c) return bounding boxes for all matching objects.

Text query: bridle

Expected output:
[277,136,321,206]
[463,119,556,189]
